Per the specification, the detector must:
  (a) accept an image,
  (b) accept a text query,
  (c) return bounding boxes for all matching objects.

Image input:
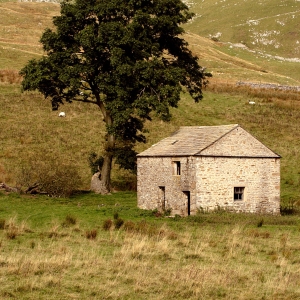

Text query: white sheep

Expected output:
[59,112,66,117]
[248,100,255,105]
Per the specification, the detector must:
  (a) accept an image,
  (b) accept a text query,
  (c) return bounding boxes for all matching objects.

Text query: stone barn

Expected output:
[137,124,280,215]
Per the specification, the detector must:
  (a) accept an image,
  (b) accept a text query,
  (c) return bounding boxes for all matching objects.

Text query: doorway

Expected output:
[183,191,191,216]
[159,186,166,211]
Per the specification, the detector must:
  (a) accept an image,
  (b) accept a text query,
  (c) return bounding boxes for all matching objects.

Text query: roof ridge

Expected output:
[195,124,240,155]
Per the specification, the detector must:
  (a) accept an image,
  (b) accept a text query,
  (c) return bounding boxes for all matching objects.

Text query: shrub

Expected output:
[30,240,36,249]
[16,155,82,197]
[62,215,77,227]
[0,219,5,230]
[280,203,296,215]
[257,218,264,227]
[102,219,113,231]
[123,220,136,232]
[114,218,124,230]
[6,228,17,240]
[85,229,97,240]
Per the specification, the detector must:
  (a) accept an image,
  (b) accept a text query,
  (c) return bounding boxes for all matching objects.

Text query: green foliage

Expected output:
[88,152,104,175]
[19,0,208,188]
[114,145,137,173]
[16,154,82,198]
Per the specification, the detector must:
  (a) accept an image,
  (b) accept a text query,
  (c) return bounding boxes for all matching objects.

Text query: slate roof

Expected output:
[137,124,280,158]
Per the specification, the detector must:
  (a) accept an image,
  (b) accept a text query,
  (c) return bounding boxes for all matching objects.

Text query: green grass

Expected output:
[1,82,300,206]
[0,191,300,299]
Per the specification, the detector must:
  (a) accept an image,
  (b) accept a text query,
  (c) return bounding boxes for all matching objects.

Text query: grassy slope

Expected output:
[184,0,300,58]
[0,1,300,203]
[0,2,58,68]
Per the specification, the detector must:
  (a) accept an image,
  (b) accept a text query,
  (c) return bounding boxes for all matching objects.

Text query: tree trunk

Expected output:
[90,133,115,194]
[90,94,115,194]
[90,152,113,194]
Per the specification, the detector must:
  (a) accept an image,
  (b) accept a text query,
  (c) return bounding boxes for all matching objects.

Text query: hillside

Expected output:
[184,0,300,59]
[1,0,300,85]
[0,0,300,206]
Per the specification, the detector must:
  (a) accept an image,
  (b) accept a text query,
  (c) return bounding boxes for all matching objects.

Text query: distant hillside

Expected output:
[0,0,300,86]
[0,1,59,69]
[183,0,300,85]
[184,0,300,58]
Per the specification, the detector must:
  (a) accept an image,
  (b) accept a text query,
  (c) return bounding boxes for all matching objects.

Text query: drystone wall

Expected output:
[236,81,300,92]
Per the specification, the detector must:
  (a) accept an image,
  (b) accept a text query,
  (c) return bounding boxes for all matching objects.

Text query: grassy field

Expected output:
[0,191,300,299]
[2,82,300,205]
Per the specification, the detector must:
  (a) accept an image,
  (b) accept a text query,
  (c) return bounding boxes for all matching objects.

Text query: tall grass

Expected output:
[0,193,299,299]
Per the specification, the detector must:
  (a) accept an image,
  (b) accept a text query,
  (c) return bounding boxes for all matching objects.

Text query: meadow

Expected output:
[0,191,300,299]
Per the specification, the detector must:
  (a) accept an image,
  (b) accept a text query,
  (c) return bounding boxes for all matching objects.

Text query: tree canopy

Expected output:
[20,0,210,193]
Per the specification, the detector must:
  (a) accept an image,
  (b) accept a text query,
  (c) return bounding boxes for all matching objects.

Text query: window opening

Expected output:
[173,161,181,175]
[234,187,244,201]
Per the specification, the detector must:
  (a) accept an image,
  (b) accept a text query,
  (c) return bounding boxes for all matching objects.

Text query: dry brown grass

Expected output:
[206,77,300,102]
[0,219,299,299]
[0,69,22,84]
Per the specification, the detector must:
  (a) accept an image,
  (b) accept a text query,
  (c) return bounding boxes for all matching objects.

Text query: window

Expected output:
[234,187,244,201]
[173,161,181,175]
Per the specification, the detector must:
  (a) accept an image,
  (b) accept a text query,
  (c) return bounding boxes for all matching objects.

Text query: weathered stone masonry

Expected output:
[195,156,280,214]
[137,125,280,216]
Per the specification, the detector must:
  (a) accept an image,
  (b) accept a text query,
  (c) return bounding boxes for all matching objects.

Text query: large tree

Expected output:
[20,0,210,194]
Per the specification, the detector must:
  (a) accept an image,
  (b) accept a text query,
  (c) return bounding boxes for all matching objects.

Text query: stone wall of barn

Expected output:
[137,156,197,216]
[195,156,281,214]
[137,156,280,215]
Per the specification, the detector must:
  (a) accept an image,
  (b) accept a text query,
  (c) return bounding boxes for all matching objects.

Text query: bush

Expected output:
[85,229,97,240]
[280,202,297,215]
[257,218,264,227]
[62,215,77,227]
[102,219,113,231]
[16,154,82,197]
[114,217,124,230]
[6,227,17,240]
[123,220,136,232]
[0,219,5,230]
